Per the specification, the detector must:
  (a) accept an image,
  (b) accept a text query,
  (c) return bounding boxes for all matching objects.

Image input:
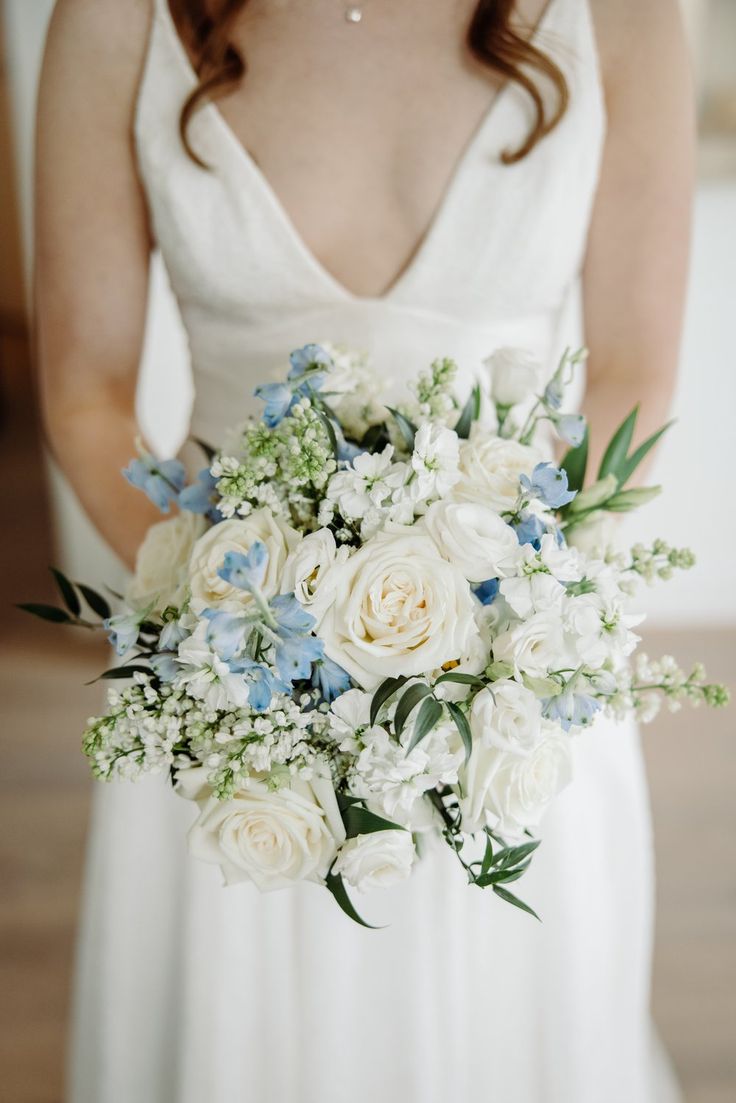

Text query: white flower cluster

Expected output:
[74,342,725,920]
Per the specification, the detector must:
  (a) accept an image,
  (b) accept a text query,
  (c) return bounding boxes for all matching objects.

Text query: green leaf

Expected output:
[480,834,494,879]
[617,420,674,487]
[369,675,408,727]
[606,485,662,512]
[454,384,481,440]
[88,664,151,684]
[49,567,81,616]
[492,884,540,920]
[386,406,418,451]
[598,406,638,483]
[76,583,111,620]
[433,671,484,687]
[192,436,217,461]
[566,473,618,514]
[497,839,541,868]
[394,683,434,736]
[315,409,339,459]
[446,701,473,763]
[560,428,589,494]
[16,602,74,624]
[325,871,380,928]
[341,801,406,839]
[486,660,514,681]
[406,696,443,752]
[359,423,390,452]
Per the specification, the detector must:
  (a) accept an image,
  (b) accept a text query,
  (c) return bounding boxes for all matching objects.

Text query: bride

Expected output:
[35,1,693,1100]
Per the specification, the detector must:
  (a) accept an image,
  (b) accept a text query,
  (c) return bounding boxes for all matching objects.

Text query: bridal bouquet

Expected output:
[22,343,728,923]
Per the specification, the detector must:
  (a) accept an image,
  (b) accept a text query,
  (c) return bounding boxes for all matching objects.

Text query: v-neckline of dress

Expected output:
[157,0,557,305]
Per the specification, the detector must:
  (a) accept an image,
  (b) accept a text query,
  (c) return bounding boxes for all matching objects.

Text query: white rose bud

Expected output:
[126,511,208,613]
[422,500,522,582]
[281,528,350,621]
[485,347,542,407]
[333,830,416,892]
[453,429,541,514]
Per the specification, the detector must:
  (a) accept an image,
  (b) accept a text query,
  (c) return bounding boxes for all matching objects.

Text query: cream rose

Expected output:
[126,511,208,613]
[333,830,415,892]
[492,610,566,679]
[460,726,572,836]
[453,429,541,513]
[469,680,543,753]
[188,509,299,613]
[179,768,345,891]
[280,528,349,621]
[485,347,542,407]
[318,525,479,690]
[422,500,523,582]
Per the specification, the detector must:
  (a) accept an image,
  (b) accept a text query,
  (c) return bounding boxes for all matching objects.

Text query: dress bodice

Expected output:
[135,0,605,445]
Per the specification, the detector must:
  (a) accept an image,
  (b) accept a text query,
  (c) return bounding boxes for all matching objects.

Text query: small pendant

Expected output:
[345,6,363,23]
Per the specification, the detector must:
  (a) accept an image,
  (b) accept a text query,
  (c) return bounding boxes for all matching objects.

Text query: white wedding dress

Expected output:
[69,1,681,1100]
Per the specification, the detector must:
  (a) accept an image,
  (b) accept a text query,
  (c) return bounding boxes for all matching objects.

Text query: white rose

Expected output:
[422,500,522,582]
[180,768,345,891]
[188,509,299,613]
[281,528,349,621]
[318,525,479,689]
[333,830,415,892]
[126,511,208,613]
[453,429,541,513]
[460,725,572,836]
[485,347,542,407]
[469,680,543,753]
[492,610,565,679]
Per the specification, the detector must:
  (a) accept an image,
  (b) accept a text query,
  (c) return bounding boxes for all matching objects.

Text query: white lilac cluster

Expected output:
[53,342,727,923]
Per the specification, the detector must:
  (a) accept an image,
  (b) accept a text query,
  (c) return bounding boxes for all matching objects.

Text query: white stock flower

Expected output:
[325,445,406,522]
[460,723,573,836]
[333,830,415,892]
[453,429,541,513]
[126,511,208,613]
[500,571,566,620]
[188,510,299,613]
[318,525,479,689]
[409,422,460,500]
[281,528,350,621]
[422,500,523,582]
[485,347,542,407]
[469,680,543,753]
[492,610,565,679]
[180,768,345,891]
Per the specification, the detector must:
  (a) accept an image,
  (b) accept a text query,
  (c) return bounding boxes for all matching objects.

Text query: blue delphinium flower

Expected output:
[159,616,190,652]
[149,652,180,683]
[312,656,352,702]
[217,542,269,593]
[179,467,219,515]
[473,578,500,606]
[123,454,186,512]
[520,462,577,510]
[288,343,333,387]
[544,690,601,732]
[555,413,587,448]
[254,382,296,428]
[514,513,547,548]
[104,609,146,656]
[227,658,289,712]
[543,377,564,410]
[274,634,325,684]
[202,609,252,662]
[270,592,317,638]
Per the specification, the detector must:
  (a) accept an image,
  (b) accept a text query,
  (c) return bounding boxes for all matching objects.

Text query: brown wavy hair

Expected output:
[170,0,568,168]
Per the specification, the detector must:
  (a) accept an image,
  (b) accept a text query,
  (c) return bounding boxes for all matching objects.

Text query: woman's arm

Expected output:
[583,0,695,478]
[35,0,161,569]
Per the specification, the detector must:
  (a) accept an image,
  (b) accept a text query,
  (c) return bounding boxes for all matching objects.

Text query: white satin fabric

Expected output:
[69,1,680,1100]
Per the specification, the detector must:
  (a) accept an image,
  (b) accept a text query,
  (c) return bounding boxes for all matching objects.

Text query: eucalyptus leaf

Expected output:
[50,567,81,617]
[434,671,484,687]
[454,384,481,440]
[446,701,473,763]
[598,406,638,483]
[16,602,74,624]
[407,696,443,752]
[325,871,380,928]
[480,834,495,879]
[342,802,406,839]
[497,839,540,868]
[492,884,540,920]
[394,683,433,736]
[386,406,418,451]
[370,675,408,727]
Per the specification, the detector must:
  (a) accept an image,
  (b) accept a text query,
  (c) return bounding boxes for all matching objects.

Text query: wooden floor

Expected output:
[0,388,734,1102]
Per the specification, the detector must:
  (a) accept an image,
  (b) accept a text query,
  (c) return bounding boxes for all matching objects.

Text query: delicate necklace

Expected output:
[344,5,363,23]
